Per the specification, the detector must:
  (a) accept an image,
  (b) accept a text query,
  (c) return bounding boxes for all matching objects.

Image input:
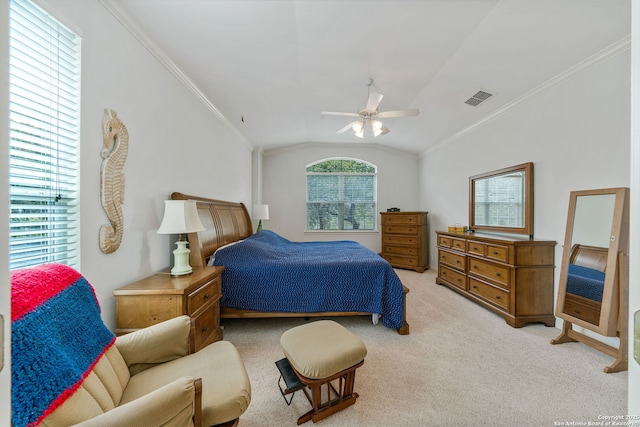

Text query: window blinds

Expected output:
[9,0,81,270]
[306,160,377,231]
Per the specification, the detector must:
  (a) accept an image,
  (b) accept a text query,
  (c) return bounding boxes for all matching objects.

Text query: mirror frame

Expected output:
[555,187,629,336]
[469,162,534,237]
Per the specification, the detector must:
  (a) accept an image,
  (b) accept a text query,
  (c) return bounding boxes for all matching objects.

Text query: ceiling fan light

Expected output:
[371,120,383,136]
[353,120,365,138]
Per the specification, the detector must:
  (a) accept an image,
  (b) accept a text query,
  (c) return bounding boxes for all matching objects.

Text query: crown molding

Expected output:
[421,35,631,158]
[99,0,252,152]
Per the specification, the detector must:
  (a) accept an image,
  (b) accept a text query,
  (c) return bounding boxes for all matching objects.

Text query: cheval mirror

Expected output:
[551,187,629,373]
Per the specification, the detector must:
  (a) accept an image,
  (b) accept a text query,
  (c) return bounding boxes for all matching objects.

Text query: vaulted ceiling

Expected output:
[110,0,631,155]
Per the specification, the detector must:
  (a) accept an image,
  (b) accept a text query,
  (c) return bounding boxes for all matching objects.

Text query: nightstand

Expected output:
[113,266,224,352]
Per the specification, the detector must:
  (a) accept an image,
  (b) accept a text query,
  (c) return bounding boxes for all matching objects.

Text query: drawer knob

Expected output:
[472,285,477,289]
[495,296,501,300]
[201,326,208,332]
[493,251,499,255]
[203,293,210,300]
[495,273,501,277]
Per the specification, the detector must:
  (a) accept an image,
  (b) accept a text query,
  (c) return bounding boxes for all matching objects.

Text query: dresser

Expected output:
[380,211,429,273]
[435,231,555,328]
[113,266,224,352]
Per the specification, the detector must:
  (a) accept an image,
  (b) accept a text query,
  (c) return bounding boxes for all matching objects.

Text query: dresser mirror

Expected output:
[551,187,629,373]
[469,162,533,237]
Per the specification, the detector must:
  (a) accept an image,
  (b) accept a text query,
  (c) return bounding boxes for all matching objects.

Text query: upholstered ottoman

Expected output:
[277,320,368,424]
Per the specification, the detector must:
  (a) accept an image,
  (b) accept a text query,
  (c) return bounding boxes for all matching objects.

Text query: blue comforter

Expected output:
[211,230,405,329]
[566,263,605,302]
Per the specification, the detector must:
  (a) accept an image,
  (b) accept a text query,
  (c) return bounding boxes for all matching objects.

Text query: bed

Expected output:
[563,244,608,325]
[171,192,410,334]
[566,244,607,302]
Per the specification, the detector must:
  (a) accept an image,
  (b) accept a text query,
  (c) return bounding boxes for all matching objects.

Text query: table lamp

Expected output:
[157,200,206,275]
[253,204,269,232]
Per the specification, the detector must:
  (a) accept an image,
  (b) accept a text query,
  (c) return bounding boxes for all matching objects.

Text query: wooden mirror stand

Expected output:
[551,187,629,373]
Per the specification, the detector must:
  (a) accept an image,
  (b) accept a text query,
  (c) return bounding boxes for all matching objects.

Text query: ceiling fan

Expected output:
[322,78,420,138]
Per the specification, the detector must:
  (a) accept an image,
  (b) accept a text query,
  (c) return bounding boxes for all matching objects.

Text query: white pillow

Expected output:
[207,240,242,266]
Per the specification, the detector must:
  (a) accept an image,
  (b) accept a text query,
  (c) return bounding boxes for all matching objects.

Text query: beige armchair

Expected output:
[11,264,251,427]
[51,316,251,427]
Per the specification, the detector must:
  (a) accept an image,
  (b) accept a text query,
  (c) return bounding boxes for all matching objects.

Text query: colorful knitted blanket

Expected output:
[11,264,116,427]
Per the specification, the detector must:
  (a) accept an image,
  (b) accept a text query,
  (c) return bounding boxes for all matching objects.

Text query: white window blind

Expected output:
[306,159,377,231]
[9,0,81,270]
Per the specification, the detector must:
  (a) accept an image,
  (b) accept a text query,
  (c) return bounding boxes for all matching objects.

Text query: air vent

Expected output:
[464,90,494,106]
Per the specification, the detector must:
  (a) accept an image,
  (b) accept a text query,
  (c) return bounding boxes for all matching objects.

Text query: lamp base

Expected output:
[256,219,263,233]
[171,240,193,276]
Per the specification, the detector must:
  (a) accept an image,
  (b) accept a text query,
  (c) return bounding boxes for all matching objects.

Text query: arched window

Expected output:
[306,158,377,231]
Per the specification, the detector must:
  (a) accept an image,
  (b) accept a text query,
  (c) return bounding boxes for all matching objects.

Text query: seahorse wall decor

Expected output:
[99,108,129,254]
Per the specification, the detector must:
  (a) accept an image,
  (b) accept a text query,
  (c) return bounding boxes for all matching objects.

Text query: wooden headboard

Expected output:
[569,244,608,273]
[171,192,253,267]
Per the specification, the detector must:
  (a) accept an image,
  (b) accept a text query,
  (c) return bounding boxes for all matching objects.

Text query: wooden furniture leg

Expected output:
[296,362,362,425]
[398,285,410,335]
[277,358,364,425]
[550,320,577,345]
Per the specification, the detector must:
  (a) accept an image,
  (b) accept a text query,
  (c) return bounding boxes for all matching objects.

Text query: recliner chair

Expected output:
[11,264,251,427]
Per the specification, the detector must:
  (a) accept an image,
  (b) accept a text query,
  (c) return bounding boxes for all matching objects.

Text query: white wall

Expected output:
[262,143,419,252]
[419,48,630,344]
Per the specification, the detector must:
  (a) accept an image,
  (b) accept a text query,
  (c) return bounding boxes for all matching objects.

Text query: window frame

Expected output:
[8,0,82,270]
[305,158,378,232]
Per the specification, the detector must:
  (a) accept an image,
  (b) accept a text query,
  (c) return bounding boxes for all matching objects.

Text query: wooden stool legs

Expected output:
[277,358,364,424]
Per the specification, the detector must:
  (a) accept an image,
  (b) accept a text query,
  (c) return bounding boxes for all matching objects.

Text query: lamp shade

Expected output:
[252,204,269,220]
[157,200,206,234]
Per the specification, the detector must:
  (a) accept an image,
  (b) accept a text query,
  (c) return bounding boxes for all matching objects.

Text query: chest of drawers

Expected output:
[114,266,224,352]
[380,211,429,273]
[435,231,556,328]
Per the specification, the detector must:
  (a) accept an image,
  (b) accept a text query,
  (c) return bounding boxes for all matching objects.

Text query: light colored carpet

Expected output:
[221,269,627,426]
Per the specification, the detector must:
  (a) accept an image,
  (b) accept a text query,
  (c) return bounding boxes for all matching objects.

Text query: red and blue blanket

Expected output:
[11,264,116,427]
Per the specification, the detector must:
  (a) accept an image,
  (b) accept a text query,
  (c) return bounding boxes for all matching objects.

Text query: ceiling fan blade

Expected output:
[366,91,384,112]
[322,111,361,117]
[377,108,420,118]
[337,121,358,133]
